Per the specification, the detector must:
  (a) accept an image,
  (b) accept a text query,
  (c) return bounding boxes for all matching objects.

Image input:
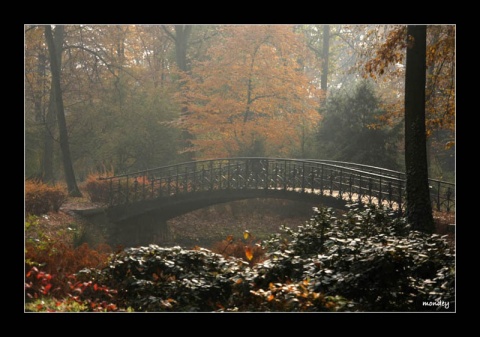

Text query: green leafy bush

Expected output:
[77,245,251,312]
[260,204,455,311]
[68,204,455,312]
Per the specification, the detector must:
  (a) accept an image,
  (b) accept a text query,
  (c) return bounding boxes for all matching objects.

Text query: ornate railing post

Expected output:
[398,182,403,213]
[348,175,353,202]
[108,178,113,206]
[227,160,231,190]
[150,179,155,199]
[133,177,138,202]
[378,176,383,207]
[192,166,197,193]
[125,176,129,203]
[141,176,146,201]
[310,166,315,194]
[368,178,373,204]
[273,163,278,190]
[338,168,343,198]
[236,162,241,190]
[358,175,363,204]
[320,164,324,196]
[209,161,214,191]
[265,160,269,190]
[446,187,452,213]
[329,170,333,196]
[301,161,306,193]
[436,181,441,211]
[167,176,171,196]
[175,166,180,196]
[388,181,393,208]
[201,166,206,192]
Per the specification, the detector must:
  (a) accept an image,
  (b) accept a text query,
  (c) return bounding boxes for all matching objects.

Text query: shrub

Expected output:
[83,173,153,204]
[77,245,251,312]
[25,268,123,312]
[60,204,455,312]
[25,215,113,302]
[83,174,111,203]
[25,180,67,215]
[260,204,455,311]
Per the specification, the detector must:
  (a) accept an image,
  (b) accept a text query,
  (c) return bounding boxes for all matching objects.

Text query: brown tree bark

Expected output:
[174,25,192,72]
[44,25,82,197]
[404,25,434,233]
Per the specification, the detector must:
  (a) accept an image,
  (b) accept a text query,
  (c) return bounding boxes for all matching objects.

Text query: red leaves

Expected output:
[43,283,52,295]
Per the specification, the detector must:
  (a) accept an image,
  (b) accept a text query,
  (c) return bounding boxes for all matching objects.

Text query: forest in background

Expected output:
[24,24,455,189]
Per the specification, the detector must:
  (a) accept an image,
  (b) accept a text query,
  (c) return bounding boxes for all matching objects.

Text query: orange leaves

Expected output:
[245,246,254,261]
[181,25,321,159]
[212,230,264,264]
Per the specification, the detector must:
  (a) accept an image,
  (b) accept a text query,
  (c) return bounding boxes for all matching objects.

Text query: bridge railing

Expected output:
[98,157,454,214]
[307,159,455,213]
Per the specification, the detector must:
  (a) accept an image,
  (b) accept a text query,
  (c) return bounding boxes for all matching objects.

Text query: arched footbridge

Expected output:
[96,157,455,223]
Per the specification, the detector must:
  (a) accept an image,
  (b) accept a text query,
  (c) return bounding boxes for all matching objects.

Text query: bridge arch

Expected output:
[79,158,454,247]
[99,157,455,222]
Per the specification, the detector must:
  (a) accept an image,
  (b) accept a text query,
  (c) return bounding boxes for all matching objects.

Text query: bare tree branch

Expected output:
[162,25,176,42]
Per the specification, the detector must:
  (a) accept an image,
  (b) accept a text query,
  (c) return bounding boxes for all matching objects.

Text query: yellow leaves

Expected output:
[243,230,251,240]
[445,141,455,150]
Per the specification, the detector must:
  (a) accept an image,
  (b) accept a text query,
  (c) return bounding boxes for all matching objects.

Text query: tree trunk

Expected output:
[174,25,192,72]
[42,86,56,183]
[34,51,55,183]
[321,25,330,92]
[425,28,440,178]
[44,25,82,197]
[174,25,195,161]
[404,25,433,233]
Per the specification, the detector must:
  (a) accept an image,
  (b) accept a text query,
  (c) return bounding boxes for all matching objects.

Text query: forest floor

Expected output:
[31,195,455,251]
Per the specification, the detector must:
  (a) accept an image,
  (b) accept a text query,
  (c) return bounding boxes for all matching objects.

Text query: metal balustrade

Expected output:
[98,157,455,214]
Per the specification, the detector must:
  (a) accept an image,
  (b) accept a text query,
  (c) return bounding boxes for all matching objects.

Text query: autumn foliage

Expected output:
[179,25,322,159]
[25,240,112,299]
[83,173,112,203]
[25,180,67,215]
[210,231,266,266]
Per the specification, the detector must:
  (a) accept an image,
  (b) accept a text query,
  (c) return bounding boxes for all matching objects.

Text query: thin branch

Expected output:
[162,25,176,42]
[63,45,140,81]
[24,25,38,33]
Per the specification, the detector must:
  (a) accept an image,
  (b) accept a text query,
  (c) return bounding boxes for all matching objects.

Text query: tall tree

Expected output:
[321,25,330,92]
[357,24,455,179]
[162,25,195,160]
[404,25,434,233]
[181,25,321,159]
[44,25,82,197]
[317,80,401,170]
